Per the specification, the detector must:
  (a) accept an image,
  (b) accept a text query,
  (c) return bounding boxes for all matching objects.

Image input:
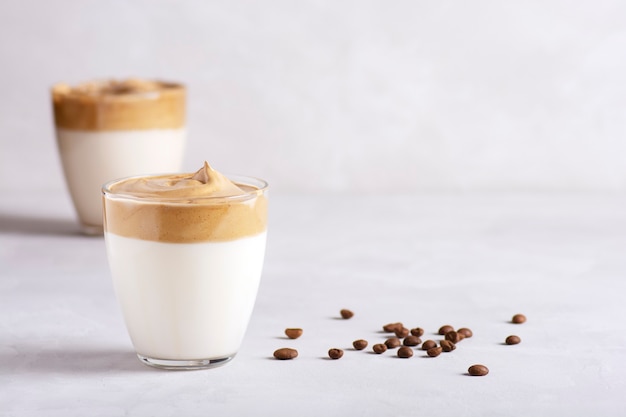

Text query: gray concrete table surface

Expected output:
[1,190,625,417]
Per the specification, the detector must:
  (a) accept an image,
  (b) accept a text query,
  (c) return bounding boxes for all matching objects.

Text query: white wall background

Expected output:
[1,0,625,193]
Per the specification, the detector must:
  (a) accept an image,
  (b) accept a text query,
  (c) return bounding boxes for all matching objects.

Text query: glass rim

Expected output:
[102,172,268,204]
[51,79,185,98]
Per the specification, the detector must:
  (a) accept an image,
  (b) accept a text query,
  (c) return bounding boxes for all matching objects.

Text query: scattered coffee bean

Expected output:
[403,335,421,346]
[421,340,437,350]
[410,327,425,337]
[440,340,456,352]
[426,346,443,357]
[340,309,354,319]
[372,343,387,354]
[328,348,344,359]
[505,335,521,345]
[394,327,410,338]
[383,322,403,332]
[468,364,489,376]
[353,339,368,350]
[445,331,463,343]
[397,346,413,358]
[512,314,526,324]
[438,325,454,335]
[457,327,473,338]
[384,337,401,349]
[277,312,521,368]
[273,348,298,360]
[284,328,303,339]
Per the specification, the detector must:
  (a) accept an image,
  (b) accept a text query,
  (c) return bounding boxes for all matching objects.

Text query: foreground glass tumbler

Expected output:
[102,174,268,370]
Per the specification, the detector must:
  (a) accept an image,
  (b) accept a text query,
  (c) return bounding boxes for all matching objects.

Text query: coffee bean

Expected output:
[410,327,425,337]
[512,314,526,324]
[384,337,401,349]
[394,327,410,338]
[273,348,298,360]
[403,335,421,346]
[340,309,354,319]
[383,322,403,332]
[505,335,521,345]
[457,327,473,338]
[426,346,442,357]
[421,340,437,350]
[468,364,489,376]
[328,348,344,359]
[445,331,463,343]
[284,328,303,339]
[397,346,413,358]
[372,343,387,354]
[440,340,456,352]
[353,339,368,350]
[438,325,454,335]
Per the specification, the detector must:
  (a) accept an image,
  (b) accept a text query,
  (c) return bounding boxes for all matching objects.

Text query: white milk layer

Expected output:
[56,128,186,229]
[105,232,267,360]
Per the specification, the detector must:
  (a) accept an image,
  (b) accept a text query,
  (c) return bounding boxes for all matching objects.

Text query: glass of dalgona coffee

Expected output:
[52,79,186,234]
[102,162,268,369]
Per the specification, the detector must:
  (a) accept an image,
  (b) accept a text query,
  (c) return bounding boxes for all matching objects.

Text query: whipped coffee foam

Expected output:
[52,79,185,131]
[109,161,247,198]
[103,162,268,243]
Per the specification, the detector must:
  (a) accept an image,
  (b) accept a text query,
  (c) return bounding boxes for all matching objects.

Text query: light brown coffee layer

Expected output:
[103,163,268,243]
[52,79,185,131]
[103,196,267,243]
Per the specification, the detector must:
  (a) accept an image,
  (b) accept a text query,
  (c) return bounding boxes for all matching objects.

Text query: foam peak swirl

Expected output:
[110,161,247,199]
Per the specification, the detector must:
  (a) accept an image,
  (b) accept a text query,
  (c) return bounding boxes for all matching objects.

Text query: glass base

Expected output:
[137,353,235,370]
[79,222,104,236]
